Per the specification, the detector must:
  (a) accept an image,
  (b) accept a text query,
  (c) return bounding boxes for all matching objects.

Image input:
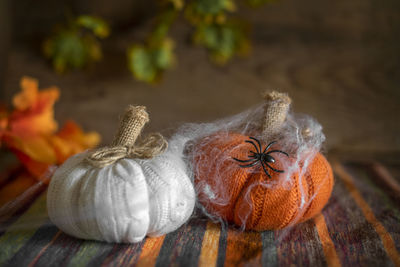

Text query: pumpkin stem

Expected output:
[86,105,167,167]
[262,91,291,137]
[112,105,149,147]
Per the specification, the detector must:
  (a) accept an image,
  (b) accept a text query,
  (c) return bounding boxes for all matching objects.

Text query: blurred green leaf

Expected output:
[192,0,235,16]
[127,0,274,84]
[149,8,177,45]
[44,31,86,73]
[185,0,234,25]
[76,15,110,38]
[194,21,250,64]
[168,0,185,10]
[127,38,175,83]
[246,0,276,7]
[43,15,109,73]
[128,46,157,82]
[153,39,175,69]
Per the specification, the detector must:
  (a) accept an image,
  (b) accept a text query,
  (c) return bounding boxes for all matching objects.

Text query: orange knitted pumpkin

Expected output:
[193,132,333,230]
[191,91,334,231]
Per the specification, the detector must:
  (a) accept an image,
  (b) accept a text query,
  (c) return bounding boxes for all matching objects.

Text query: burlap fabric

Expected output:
[86,106,168,168]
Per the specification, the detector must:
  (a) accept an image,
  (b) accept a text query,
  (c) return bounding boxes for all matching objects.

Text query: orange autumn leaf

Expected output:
[1,76,101,181]
[11,150,53,180]
[0,105,8,141]
[9,76,59,137]
[51,120,100,163]
[5,135,57,164]
[3,76,61,165]
[13,77,39,110]
[9,121,101,182]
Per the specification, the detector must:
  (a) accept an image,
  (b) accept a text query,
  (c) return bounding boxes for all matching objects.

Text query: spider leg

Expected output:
[266,150,289,157]
[248,150,257,155]
[249,137,263,154]
[248,150,258,158]
[263,141,277,153]
[265,162,284,173]
[245,140,260,153]
[233,157,257,163]
[238,160,259,168]
[260,161,272,178]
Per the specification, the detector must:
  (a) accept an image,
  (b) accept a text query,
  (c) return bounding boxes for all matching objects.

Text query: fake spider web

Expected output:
[168,100,327,239]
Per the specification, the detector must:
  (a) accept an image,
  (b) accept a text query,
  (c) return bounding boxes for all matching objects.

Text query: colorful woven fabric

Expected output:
[0,160,399,266]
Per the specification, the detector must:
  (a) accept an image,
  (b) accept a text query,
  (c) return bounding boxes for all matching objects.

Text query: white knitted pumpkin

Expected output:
[47,106,195,243]
[139,150,194,236]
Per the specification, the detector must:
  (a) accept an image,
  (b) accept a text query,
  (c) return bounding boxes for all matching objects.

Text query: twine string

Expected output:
[86,106,168,168]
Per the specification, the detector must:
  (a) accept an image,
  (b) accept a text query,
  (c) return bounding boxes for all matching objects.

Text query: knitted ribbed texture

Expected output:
[139,152,195,236]
[47,153,150,243]
[48,148,195,243]
[193,132,334,231]
[47,106,195,243]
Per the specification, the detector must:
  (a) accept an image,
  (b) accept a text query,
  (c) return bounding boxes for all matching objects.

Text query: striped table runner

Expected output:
[0,160,399,267]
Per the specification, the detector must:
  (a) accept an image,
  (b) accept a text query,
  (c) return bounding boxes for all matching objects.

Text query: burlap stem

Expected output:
[262,91,292,138]
[86,105,167,168]
[112,106,149,147]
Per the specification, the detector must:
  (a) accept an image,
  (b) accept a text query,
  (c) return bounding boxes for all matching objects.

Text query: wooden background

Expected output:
[1,0,399,159]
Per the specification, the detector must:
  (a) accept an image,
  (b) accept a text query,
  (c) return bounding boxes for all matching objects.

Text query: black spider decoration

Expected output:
[232,137,289,178]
